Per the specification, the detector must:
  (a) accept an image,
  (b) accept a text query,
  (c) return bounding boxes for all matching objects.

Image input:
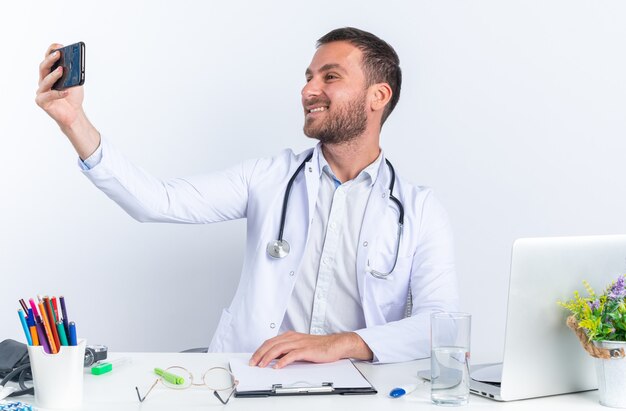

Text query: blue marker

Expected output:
[68,321,78,346]
[389,384,419,398]
[17,309,33,346]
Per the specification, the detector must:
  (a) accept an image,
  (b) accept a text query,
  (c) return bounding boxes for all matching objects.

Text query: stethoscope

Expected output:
[266,154,404,279]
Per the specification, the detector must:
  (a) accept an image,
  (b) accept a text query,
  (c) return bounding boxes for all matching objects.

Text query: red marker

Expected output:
[52,297,60,321]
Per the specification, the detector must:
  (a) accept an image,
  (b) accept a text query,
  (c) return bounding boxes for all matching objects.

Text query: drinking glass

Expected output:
[431,312,471,406]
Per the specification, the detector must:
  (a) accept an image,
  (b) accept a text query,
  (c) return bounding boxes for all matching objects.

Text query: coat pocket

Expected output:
[367,253,413,320]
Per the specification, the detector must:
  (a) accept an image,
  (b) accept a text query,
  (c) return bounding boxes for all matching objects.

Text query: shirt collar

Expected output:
[315,144,384,188]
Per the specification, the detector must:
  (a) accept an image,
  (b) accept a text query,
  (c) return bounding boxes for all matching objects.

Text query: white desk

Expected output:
[19,352,603,410]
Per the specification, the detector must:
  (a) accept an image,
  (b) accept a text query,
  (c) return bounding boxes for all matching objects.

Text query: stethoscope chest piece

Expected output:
[267,239,290,258]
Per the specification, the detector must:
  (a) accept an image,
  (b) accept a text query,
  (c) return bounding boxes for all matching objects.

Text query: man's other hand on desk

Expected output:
[249,331,373,369]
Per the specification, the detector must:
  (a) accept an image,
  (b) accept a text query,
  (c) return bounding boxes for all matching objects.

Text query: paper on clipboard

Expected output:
[229,357,373,393]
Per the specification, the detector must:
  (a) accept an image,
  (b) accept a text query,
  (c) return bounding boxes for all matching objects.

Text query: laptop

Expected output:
[419,234,626,401]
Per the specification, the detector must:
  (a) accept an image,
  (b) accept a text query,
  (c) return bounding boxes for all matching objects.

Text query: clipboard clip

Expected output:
[272,382,334,394]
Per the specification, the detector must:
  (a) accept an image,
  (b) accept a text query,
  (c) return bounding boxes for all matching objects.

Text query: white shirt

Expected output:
[280,150,382,335]
[79,138,459,363]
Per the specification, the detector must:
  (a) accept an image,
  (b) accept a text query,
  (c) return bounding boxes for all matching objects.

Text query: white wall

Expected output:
[1,1,625,362]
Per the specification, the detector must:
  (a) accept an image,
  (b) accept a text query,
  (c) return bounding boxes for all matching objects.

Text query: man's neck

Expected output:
[321,138,381,183]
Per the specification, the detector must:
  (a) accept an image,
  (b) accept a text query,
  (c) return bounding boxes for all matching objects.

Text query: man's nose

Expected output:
[301,78,321,99]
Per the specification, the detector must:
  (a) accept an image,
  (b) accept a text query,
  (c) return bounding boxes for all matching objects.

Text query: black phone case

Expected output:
[51,42,85,90]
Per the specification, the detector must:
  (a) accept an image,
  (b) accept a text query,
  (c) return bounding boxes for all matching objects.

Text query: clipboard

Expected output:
[229,357,377,398]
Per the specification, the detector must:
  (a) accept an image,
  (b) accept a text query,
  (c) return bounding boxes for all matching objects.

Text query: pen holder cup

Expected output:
[27,339,86,409]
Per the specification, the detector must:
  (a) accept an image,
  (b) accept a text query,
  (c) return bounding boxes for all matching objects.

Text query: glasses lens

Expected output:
[161,366,192,389]
[203,367,235,391]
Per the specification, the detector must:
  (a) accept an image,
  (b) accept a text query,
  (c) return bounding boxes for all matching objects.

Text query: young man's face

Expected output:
[302,41,371,144]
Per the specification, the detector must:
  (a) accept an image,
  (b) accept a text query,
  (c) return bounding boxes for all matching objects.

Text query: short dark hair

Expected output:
[317,27,402,126]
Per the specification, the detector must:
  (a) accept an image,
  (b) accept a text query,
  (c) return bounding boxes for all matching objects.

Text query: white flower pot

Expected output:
[594,341,626,408]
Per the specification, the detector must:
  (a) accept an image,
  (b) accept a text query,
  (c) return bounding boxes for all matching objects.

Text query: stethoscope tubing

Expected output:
[276,153,313,243]
[268,152,404,279]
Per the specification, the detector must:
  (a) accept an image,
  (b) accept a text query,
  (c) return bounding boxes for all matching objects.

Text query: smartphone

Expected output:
[51,42,85,90]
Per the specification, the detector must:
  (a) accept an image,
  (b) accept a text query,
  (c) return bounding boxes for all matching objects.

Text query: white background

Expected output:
[1,1,625,363]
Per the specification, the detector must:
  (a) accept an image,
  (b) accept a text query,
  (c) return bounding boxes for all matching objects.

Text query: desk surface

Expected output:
[20,352,603,410]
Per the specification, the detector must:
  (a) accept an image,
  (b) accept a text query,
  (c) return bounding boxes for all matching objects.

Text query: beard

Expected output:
[303,92,368,145]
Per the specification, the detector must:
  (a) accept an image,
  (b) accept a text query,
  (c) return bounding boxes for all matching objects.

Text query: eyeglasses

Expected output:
[135,366,239,405]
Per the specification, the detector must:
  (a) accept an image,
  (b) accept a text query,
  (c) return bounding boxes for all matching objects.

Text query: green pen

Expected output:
[154,368,185,385]
[56,321,69,346]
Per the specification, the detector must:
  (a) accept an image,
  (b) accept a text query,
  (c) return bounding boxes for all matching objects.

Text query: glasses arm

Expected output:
[213,375,238,405]
[135,379,159,402]
[214,387,237,405]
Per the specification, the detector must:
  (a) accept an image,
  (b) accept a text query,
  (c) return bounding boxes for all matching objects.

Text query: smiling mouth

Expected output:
[307,106,329,115]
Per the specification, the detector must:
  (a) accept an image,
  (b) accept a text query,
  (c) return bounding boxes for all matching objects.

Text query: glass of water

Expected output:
[430,312,471,406]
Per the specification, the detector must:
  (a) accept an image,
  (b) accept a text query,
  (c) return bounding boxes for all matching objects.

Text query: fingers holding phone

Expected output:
[50,42,85,90]
[36,42,85,129]
[38,43,62,85]
[37,48,66,96]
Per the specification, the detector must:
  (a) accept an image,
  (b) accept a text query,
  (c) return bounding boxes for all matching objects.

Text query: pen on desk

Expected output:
[38,301,57,354]
[59,295,70,336]
[389,384,420,398]
[44,296,61,350]
[154,368,185,385]
[17,309,32,346]
[27,309,39,346]
[68,321,77,346]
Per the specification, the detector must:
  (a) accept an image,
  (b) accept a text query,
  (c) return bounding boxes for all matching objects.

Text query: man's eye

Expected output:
[325,74,338,80]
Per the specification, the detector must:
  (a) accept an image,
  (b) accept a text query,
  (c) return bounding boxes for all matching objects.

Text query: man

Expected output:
[36,27,459,367]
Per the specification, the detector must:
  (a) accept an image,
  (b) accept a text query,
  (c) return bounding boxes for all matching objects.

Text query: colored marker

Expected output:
[28,299,40,318]
[56,321,69,346]
[38,301,57,354]
[44,297,61,350]
[59,296,70,337]
[68,322,77,346]
[17,309,32,346]
[29,301,47,350]
[51,297,59,320]
[27,309,39,346]
[19,299,29,314]
[35,319,51,354]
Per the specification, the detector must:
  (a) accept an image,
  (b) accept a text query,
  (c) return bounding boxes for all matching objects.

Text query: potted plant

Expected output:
[560,275,626,408]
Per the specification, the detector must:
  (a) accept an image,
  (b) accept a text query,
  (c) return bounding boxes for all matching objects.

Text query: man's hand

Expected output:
[35,43,100,160]
[249,331,373,369]
[36,44,84,128]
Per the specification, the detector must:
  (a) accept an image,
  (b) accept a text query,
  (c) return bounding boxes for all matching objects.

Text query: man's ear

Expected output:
[370,83,392,112]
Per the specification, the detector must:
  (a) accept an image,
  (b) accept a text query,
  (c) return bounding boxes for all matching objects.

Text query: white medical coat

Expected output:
[81,138,459,363]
